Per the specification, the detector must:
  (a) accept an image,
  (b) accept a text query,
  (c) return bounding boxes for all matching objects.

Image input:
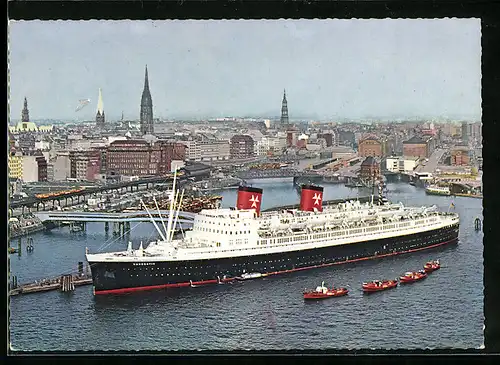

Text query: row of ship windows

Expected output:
[124,258,293,271]
[197,220,248,227]
[191,226,451,256]
[125,250,423,278]
[257,228,403,247]
[119,237,452,279]
[258,221,445,246]
[195,227,251,235]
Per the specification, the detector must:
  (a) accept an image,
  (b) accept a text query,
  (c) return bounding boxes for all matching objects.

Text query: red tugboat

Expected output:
[303,281,349,300]
[399,270,427,283]
[362,279,398,293]
[423,260,440,273]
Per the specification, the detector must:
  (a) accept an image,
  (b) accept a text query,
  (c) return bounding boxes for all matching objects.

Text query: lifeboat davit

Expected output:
[399,270,427,283]
[303,281,348,300]
[362,279,398,292]
[424,260,440,273]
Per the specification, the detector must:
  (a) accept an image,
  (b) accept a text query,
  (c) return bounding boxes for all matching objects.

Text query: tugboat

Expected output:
[362,279,398,293]
[424,260,440,273]
[399,270,427,283]
[303,281,349,300]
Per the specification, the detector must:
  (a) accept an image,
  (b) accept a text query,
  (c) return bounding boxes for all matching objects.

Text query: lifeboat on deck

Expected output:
[362,279,398,293]
[424,260,440,273]
[303,281,349,300]
[399,270,427,283]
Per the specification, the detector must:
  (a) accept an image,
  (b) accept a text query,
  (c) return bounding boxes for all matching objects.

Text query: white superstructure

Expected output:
[86,199,459,263]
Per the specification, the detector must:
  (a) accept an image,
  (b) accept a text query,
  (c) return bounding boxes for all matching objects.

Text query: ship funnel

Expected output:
[300,184,324,212]
[236,186,263,216]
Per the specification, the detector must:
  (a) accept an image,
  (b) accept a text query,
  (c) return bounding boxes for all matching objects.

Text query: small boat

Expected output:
[236,272,263,281]
[303,281,348,300]
[399,270,427,283]
[8,247,18,254]
[362,279,398,292]
[425,186,451,196]
[424,260,441,273]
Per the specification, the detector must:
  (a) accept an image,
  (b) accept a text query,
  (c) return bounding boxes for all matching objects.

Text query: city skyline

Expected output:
[9,19,481,121]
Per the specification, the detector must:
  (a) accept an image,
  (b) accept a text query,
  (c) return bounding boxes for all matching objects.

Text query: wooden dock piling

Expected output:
[474,217,482,231]
[61,275,75,292]
[26,237,34,253]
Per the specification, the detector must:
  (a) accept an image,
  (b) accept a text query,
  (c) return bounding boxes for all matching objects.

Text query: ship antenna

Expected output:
[165,170,178,242]
[153,195,168,240]
[141,198,168,242]
[170,188,185,242]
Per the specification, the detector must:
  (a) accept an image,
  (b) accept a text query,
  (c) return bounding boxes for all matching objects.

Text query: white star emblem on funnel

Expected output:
[249,195,260,208]
[312,193,322,206]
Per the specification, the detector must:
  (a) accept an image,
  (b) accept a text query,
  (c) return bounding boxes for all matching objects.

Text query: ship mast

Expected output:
[169,189,185,242]
[165,170,178,242]
[140,198,168,242]
[153,196,168,239]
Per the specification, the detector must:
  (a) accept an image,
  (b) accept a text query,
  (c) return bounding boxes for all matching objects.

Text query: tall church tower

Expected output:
[22,97,30,124]
[140,65,154,135]
[280,89,289,126]
[96,88,105,129]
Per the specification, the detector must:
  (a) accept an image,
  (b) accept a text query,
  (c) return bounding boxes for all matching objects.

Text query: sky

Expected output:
[8,19,481,122]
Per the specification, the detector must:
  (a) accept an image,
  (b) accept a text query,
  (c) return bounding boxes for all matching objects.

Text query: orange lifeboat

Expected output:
[303,281,348,300]
[424,260,440,273]
[399,271,427,283]
[362,279,398,293]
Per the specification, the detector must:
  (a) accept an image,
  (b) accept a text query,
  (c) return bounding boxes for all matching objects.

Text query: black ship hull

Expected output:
[89,223,459,295]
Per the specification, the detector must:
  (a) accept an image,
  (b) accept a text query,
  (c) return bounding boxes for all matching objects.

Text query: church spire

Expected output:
[96,88,105,128]
[144,65,150,91]
[22,97,30,123]
[140,64,154,135]
[97,88,104,115]
[280,89,289,126]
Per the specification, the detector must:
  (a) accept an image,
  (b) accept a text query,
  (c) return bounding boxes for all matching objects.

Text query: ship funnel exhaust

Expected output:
[236,186,263,216]
[300,184,324,212]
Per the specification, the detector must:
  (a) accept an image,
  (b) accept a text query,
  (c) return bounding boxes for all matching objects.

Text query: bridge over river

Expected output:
[10,175,185,213]
[236,168,322,180]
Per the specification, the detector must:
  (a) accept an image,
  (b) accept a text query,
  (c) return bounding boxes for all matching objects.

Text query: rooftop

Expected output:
[403,136,432,144]
[361,156,379,166]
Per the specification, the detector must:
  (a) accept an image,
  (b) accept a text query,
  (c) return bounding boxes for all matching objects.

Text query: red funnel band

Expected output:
[300,185,324,212]
[236,186,263,214]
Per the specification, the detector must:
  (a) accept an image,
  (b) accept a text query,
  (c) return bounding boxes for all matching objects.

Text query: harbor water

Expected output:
[9,181,484,351]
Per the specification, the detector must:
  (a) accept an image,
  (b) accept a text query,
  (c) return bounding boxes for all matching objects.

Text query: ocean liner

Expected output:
[86,173,460,295]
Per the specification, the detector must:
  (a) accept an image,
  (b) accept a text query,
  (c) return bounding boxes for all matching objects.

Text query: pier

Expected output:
[9,275,93,297]
[9,261,93,297]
